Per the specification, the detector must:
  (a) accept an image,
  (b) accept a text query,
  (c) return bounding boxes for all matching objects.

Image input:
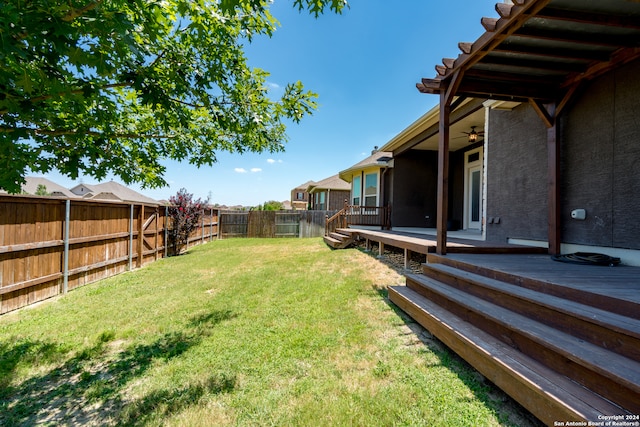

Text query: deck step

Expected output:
[323,235,342,249]
[422,263,640,362]
[404,273,640,414]
[427,253,640,320]
[323,231,355,249]
[388,285,626,425]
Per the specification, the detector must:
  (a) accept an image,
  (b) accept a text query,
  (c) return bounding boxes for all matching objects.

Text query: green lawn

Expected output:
[0,238,539,426]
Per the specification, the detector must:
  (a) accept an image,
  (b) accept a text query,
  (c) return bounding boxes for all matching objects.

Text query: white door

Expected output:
[465,149,483,230]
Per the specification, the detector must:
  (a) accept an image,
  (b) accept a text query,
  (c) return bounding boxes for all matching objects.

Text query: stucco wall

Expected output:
[561,59,640,249]
[486,58,640,249]
[485,104,548,243]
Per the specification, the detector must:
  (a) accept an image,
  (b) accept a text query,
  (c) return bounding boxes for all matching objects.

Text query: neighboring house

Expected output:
[307,175,350,211]
[281,200,292,210]
[290,180,314,210]
[70,181,158,204]
[8,177,79,198]
[338,148,393,209]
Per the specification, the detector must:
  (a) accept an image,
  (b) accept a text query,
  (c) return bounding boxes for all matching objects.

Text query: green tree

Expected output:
[261,200,285,211]
[0,0,346,193]
[34,184,50,196]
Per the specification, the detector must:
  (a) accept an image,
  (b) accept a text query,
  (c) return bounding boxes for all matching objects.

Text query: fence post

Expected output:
[62,199,70,294]
[137,205,144,268]
[155,207,159,261]
[201,212,205,243]
[128,204,134,270]
[210,209,214,241]
[164,205,169,258]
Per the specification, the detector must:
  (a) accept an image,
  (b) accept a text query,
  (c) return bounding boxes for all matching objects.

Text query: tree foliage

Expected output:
[0,0,347,193]
[167,188,205,255]
[253,200,284,211]
[34,184,50,196]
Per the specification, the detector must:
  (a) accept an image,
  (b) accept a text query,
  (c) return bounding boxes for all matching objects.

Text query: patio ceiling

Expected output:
[417,0,640,109]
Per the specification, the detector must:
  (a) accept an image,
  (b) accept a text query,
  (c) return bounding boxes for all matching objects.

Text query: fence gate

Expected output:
[220,212,249,238]
[275,212,300,237]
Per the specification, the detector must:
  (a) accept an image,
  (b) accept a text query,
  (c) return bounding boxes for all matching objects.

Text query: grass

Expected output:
[0,238,539,426]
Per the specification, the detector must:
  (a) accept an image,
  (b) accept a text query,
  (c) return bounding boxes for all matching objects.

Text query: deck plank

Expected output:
[388,286,627,424]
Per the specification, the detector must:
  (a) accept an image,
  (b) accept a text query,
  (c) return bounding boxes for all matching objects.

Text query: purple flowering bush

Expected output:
[168,188,205,255]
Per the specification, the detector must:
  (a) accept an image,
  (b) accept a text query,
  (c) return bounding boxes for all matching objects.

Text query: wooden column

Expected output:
[436,91,452,255]
[530,99,561,255]
[547,123,561,255]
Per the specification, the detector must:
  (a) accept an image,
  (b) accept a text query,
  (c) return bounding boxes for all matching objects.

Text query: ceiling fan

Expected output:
[460,126,484,143]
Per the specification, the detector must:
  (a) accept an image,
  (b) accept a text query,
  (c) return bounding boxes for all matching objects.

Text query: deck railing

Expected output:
[325,201,391,235]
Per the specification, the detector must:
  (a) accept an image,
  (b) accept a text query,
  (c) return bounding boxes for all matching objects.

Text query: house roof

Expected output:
[292,180,315,192]
[307,174,350,193]
[338,151,393,182]
[417,0,640,108]
[16,177,78,198]
[70,181,158,204]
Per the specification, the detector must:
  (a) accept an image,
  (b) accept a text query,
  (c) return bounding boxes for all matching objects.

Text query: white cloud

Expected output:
[266,158,283,164]
[251,168,262,173]
[235,168,247,173]
[267,82,281,90]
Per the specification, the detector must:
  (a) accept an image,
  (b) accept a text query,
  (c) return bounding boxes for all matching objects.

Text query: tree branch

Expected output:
[61,0,105,22]
[0,83,131,115]
[1,126,175,140]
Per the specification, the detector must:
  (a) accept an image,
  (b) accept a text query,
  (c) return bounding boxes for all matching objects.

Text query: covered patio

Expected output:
[383,0,640,423]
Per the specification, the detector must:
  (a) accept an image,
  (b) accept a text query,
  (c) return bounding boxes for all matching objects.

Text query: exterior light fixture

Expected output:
[468,126,478,143]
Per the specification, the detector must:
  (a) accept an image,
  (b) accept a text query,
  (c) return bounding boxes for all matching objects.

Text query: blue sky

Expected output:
[43,0,499,205]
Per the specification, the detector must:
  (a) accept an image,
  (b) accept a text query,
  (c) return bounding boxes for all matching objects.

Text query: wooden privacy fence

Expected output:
[0,195,218,314]
[219,210,337,238]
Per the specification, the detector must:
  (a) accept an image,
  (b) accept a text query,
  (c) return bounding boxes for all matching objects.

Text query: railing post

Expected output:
[325,214,329,236]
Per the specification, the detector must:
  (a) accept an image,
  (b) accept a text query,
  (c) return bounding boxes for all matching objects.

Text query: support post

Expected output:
[378,242,384,258]
[404,248,410,270]
[547,120,561,255]
[436,91,452,255]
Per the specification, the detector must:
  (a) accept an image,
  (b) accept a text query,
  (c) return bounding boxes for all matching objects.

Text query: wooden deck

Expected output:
[342,227,548,257]
[431,253,640,316]
[361,233,640,424]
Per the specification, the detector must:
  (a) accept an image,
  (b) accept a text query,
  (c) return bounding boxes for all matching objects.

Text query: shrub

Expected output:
[168,188,205,255]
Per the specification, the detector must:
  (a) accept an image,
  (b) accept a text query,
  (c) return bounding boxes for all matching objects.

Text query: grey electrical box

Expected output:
[571,209,586,220]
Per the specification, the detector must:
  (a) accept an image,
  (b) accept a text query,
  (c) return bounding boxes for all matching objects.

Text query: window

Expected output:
[364,173,378,206]
[296,192,304,200]
[352,176,361,206]
[319,192,326,210]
